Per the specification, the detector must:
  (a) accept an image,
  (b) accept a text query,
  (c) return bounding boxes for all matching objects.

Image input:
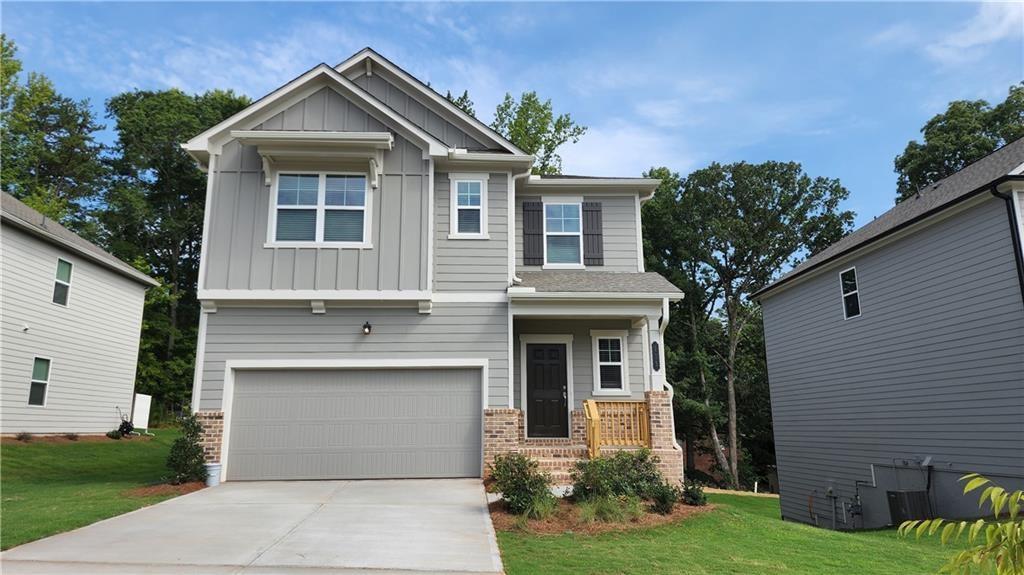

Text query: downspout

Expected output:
[991,186,1024,304]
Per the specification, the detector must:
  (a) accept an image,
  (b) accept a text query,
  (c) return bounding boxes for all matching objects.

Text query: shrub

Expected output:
[649,480,682,514]
[106,429,123,440]
[489,453,555,518]
[166,413,206,484]
[682,479,707,506]
[900,473,1023,575]
[15,432,32,442]
[570,448,664,500]
[578,495,644,524]
[63,433,79,441]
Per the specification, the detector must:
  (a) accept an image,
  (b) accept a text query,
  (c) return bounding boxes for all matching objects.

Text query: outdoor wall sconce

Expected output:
[362,321,372,335]
[652,342,660,371]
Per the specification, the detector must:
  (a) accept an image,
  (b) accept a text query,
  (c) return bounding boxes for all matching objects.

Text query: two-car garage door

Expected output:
[225,368,482,481]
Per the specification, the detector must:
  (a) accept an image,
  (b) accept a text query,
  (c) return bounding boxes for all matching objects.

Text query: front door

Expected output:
[525,343,569,437]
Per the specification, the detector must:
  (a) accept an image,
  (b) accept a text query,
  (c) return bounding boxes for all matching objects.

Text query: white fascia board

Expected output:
[182,64,448,160]
[230,130,394,149]
[526,176,661,189]
[335,49,527,156]
[508,291,683,301]
[198,289,431,302]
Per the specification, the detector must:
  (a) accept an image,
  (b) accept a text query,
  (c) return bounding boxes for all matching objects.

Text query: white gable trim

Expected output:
[182,64,448,166]
[336,49,526,156]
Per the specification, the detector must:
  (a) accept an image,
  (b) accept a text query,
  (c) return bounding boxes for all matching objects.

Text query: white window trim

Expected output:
[266,170,373,249]
[518,334,574,440]
[840,266,861,320]
[52,258,72,308]
[448,173,489,239]
[28,356,52,407]
[590,330,631,396]
[542,197,584,269]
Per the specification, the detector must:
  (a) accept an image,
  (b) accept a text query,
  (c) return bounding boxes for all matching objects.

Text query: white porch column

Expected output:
[646,311,668,390]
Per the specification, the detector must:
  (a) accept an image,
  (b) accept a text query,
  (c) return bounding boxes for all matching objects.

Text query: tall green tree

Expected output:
[100,88,250,414]
[445,89,475,117]
[894,83,1024,203]
[0,35,105,227]
[653,161,853,487]
[491,91,586,175]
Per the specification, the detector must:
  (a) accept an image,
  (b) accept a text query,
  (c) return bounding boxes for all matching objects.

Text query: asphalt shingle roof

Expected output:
[1,192,158,287]
[517,271,682,294]
[755,137,1024,298]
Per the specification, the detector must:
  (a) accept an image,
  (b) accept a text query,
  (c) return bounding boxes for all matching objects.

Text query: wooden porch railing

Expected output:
[582,400,650,458]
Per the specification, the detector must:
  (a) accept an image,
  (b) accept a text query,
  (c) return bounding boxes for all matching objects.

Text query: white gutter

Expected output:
[508,291,683,300]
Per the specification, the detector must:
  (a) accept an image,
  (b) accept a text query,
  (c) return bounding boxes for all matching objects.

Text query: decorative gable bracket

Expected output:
[230,130,392,188]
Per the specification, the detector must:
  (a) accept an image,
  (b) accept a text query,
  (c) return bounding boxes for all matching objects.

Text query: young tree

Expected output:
[683,161,854,486]
[0,35,105,228]
[894,83,1024,203]
[445,89,475,117]
[100,88,250,415]
[491,91,586,175]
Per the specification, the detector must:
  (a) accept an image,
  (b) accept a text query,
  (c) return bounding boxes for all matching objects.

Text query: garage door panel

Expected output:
[226,368,482,480]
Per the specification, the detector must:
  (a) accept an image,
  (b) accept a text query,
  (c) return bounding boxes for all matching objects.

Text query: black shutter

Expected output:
[522,201,544,265]
[583,201,604,266]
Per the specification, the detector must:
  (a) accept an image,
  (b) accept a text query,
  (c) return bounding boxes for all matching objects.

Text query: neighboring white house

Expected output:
[182,48,685,483]
[1,192,159,434]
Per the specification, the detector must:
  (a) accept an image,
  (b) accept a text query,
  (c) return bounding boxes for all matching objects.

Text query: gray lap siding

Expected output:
[434,172,510,291]
[198,302,510,410]
[761,196,1024,529]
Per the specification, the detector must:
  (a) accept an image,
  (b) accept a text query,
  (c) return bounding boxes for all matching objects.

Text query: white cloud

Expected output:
[559,120,699,176]
[866,22,920,49]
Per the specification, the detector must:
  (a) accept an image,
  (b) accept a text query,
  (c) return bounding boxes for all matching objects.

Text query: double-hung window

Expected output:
[591,330,630,395]
[448,174,488,238]
[840,267,861,319]
[544,200,582,267]
[52,259,73,306]
[273,173,369,246]
[28,357,50,406]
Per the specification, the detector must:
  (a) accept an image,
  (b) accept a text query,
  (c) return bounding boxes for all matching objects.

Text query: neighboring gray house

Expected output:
[183,48,684,483]
[754,139,1024,529]
[0,192,158,434]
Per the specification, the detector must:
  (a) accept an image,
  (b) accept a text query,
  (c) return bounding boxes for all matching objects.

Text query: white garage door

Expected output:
[225,368,482,480]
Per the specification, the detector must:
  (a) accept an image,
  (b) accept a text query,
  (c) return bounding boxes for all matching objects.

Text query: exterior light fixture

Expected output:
[362,321,372,335]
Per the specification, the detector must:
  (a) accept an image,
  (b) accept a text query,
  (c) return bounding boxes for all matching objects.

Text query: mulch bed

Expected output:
[1,434,154,445]
[489,498,715,535]
[123,482,205,498]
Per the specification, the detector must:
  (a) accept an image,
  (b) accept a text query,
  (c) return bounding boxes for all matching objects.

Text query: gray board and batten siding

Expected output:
[760,196,1024,529]
[434,172,510,292]
[201,87,429,293]
[198,303,510,411]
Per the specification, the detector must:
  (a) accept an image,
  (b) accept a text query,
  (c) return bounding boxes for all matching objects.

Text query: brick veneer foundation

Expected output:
[646,390,684,484]
[195,410,224,463]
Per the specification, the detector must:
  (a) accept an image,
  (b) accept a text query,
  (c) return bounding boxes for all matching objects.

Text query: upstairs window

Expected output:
[591,330,630,395]
[272,173,369,246]
[840,267,861,319]
[448,174,488,239]
[29,357,50,406]
[52,259,73,306]
[544,202,582,267]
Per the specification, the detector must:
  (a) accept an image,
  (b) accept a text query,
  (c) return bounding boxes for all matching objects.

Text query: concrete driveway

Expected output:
[1,479,503,574]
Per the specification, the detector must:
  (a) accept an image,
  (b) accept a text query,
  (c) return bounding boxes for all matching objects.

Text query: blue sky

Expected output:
[4,2,1023,225]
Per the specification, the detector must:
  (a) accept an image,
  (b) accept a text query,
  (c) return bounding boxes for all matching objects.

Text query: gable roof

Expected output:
[754,137,1024,299]
[335,48,527,156]
[182,63,449,166]
[1,192,159,287]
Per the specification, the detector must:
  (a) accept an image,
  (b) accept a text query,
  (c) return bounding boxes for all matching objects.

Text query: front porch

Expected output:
[485,297,683,484]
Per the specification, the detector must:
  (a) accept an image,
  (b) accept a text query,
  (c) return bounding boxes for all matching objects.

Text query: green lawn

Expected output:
[497,493,954,575]
[1,430,182,550]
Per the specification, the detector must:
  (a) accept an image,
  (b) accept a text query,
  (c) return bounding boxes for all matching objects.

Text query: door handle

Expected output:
[563,390,567,400]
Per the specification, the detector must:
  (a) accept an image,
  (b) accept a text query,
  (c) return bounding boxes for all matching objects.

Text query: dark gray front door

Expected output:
[525,343,568,437]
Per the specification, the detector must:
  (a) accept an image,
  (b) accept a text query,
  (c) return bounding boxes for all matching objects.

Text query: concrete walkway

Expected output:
[1,479,504,574]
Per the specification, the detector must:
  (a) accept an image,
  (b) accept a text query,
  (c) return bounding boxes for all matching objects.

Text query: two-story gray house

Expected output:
[1,192,158,434]
[183,48,684,483]
[754,139,1024,529]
